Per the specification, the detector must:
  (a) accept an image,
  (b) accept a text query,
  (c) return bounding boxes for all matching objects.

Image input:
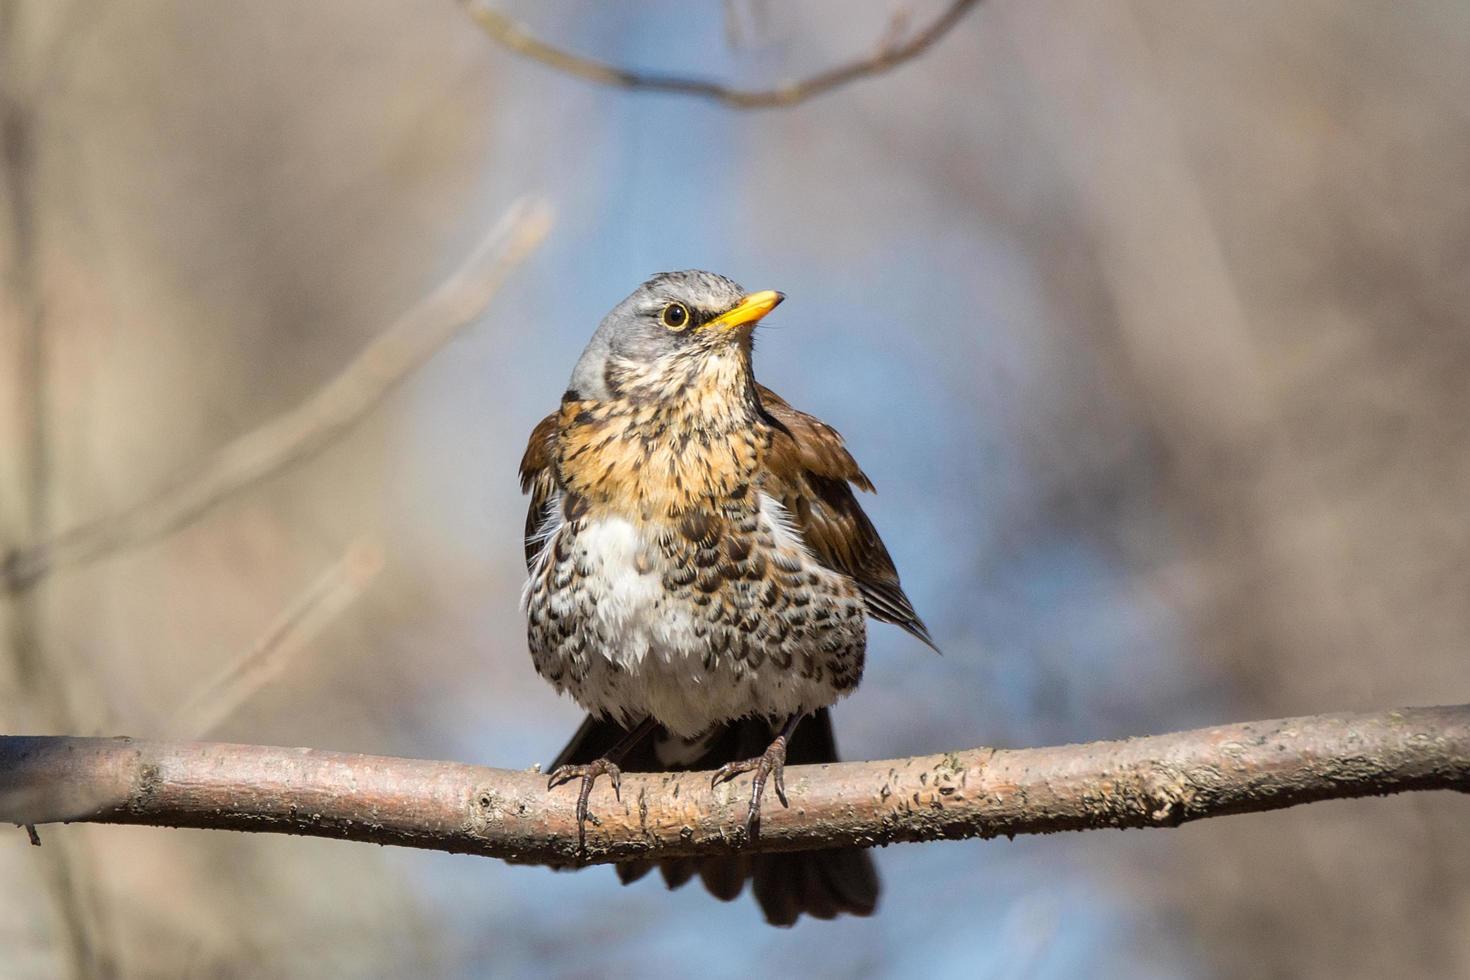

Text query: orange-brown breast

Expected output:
[556,400,770,520]
[554,353,771,521]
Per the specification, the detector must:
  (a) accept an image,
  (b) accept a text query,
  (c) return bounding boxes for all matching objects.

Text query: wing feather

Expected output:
[757,385,937,651]
[519,411,560,571]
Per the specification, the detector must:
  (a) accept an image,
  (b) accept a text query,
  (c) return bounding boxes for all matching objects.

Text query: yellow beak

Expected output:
[706,290,784,331]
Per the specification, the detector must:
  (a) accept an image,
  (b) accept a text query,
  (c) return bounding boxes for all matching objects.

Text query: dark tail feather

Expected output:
[550,709,879,926]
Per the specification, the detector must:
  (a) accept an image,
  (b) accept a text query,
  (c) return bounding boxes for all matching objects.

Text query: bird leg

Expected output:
[710,713,805,840]
[546,717,657,856]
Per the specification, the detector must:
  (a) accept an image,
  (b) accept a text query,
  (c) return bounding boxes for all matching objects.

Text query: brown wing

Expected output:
[757,385,937,651]
[518,411,560,571]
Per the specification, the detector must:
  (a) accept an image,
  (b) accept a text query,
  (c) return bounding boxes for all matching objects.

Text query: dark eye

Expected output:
[660,302,690,330]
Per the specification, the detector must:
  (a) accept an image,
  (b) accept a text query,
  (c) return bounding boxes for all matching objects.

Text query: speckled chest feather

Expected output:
[521,351,866,738]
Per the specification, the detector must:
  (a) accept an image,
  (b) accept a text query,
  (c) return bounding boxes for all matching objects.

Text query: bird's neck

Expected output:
[555,351,770,520]
[606,347,756,412]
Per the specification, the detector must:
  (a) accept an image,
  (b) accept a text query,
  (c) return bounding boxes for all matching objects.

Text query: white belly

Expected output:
[522,499,866,738]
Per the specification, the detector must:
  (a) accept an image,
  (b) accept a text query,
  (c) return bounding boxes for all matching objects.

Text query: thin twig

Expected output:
[3,706,1467,865]
[461,0,982,110]
[170,538,385,739]
[2,198,552,593]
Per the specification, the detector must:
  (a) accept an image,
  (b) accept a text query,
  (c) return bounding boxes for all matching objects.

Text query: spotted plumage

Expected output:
[518,271,931,925]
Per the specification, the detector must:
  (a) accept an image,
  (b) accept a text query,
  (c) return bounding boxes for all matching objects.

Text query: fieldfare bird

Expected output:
[519,270,933,925]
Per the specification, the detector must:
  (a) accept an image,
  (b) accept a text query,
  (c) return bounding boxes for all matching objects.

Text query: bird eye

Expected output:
[660,302,690,330]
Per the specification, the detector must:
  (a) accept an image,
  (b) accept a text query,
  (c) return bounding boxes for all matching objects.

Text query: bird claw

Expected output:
[710,737,790,840]
[546,758,624,855]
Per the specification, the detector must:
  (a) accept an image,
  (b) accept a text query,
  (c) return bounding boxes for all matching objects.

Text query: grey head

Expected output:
[565,270,784,401]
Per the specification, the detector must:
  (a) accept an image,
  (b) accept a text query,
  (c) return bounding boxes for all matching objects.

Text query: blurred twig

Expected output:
[4,706,1467,864]
[461,0,982,109]
[170,539,385,739]
[3,2,118,974]
[2,198,553,593]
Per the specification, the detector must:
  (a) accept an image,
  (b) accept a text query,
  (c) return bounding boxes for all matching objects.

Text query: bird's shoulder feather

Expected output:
[519,411,561,570]
[757,385,875,492]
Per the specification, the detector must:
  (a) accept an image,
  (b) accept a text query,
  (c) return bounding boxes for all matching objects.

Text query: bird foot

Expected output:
[711,736,789,839]
[547,758,623,855]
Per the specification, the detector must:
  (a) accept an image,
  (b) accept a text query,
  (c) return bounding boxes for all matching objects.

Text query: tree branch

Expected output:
[4,706,1467,865]
[461,1,983,110]
[1,198,552,593]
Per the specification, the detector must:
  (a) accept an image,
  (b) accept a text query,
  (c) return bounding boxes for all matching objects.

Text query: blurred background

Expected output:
[3,0,1470,976]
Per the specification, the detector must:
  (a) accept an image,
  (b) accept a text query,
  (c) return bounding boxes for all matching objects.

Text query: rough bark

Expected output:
[3,706,1467,865]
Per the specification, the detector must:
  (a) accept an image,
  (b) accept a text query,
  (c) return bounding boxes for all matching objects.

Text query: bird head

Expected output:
[565,270,783,402]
